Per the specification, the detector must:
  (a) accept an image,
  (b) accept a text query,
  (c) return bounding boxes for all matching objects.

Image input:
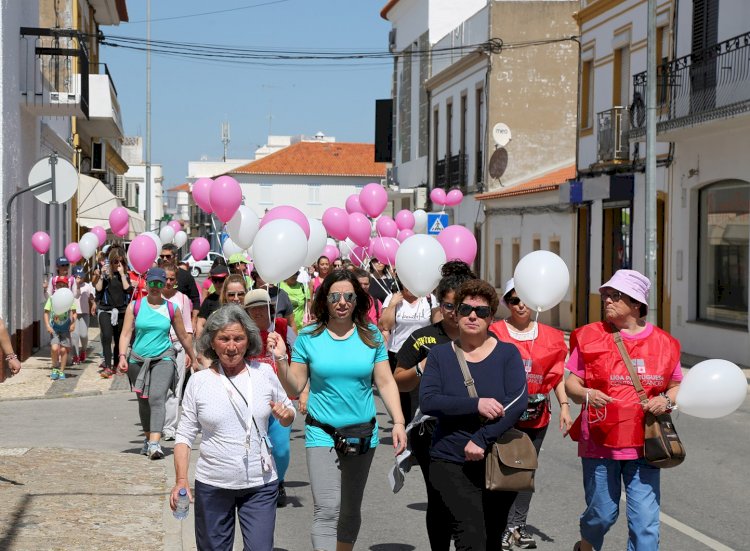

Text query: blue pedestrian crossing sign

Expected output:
[427,213,449,235]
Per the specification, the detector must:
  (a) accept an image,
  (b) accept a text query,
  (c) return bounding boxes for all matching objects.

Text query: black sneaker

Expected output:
[501,528,514,550]
[277,481,287,508]
[515,524,537,549]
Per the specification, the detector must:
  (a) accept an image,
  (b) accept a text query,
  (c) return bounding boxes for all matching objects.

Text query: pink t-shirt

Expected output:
[165,291,193,339]
[367,297,382,325]
[566,323,683,460]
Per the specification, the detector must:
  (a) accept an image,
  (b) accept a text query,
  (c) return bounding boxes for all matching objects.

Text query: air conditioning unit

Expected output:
[380,178,388,187]
[49,91,80,104]
[91,140,106,172]
[114,175,126,200]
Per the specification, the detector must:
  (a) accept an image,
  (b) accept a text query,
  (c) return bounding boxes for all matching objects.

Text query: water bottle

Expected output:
[173,488,190,520]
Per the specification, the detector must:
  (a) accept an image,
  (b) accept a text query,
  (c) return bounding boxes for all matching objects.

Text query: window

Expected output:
[656,26,669,106]
[613,45,630,107]
[260,183,272,205]
[533,238,541,251]
[512,241,520,271]
[698,180,749,326]
[446,101,453,160]
[494,241,502,287]
[307,183,321,204]
[581,59,594,129]
[475,87,484,186]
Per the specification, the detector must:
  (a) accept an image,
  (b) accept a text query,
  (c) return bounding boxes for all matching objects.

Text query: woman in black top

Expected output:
[367,258,394,305]
[94,248,131,378]
[420,279,527,550]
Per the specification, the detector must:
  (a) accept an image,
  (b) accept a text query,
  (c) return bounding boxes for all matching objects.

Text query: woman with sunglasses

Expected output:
[219,274,248,306]
[196,264,230,339]
[392,260,475,550]
[94,248,132,378]
[117,268,196,459]
[489,278,571,550]
[420,279,528,550]
[268,270,407,551]
[565,270,682,551]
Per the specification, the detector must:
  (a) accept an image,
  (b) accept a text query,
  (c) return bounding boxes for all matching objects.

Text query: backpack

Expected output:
[133,297,175,323]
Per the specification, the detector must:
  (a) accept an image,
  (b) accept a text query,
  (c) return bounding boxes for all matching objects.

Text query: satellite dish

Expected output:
[28,155,78,204]
[492,123,512,147]
[488,148,508,179]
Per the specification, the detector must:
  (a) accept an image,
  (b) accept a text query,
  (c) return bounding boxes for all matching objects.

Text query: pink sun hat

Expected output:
[599,269,650,315]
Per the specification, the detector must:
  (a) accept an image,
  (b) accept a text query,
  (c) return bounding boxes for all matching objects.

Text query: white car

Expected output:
[182,251,222,277]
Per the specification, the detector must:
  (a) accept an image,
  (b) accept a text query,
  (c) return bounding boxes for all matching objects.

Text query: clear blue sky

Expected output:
[103,0,392,189]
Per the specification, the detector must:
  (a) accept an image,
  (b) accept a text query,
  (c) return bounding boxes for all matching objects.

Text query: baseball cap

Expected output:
[210,265,230,277]
[146,267,167,283]
[244,289,271,309]
[72,266,84,277]
[52,276,70,287]
[228,253,247,265]
[56,256,70,267]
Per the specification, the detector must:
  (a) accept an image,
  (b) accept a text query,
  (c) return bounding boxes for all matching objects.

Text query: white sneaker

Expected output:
[147,442,164,460]
[162,432,176,441]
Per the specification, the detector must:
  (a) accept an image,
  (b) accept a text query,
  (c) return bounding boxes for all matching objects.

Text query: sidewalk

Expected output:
[0,326,130,402]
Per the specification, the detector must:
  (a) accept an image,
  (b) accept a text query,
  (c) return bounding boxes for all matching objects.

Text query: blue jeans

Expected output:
[580,458,661,551]
[194,479,278,551]
[268,416,291,481]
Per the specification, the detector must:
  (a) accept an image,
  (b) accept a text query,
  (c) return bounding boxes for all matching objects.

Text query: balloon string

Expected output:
[265,282,280,405]
[342,238,391,297]
[529,310,540,357]
[376,231,399,293]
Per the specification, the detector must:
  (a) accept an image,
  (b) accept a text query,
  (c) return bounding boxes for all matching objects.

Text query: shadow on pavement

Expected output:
[369,544,416,550]
[0,494,30,551]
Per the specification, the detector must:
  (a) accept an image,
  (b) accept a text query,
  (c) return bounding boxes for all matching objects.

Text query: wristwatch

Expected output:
[414,364,423,377]
[274,353,288,362]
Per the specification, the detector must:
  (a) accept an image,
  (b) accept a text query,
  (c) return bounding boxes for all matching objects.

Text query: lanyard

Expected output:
[218,364,273,472]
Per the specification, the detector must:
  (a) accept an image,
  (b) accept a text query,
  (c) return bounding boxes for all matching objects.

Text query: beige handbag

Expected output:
[454,343,538,492]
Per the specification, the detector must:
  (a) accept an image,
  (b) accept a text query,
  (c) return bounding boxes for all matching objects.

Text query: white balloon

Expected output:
[50,288,74,314]
[304,218,327,266]
[413,209,428,234]
[173,230,188,248]
[159,225,175,244]
[513,251,570,312]
[253,219,308,283]
[78,232,99,259]
[227,205,260,249]
[222,237,244,257]
[143,232,162,254]
[676,359,748,418]
[395,234,446,297]
[326,238,337,248]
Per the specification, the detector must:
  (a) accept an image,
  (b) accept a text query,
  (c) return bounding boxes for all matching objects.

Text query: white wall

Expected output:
[127,163,164,230]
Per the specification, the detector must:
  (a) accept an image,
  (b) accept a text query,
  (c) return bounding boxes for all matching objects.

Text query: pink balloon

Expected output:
[168,220,182,232]
[192,178,214,214]
[190,237,211,261]
[323,244,340,263]
[261,205,311,239]
[31,231,51,254]
[436,225,477,264]
[348,213,371,247]
[349,246,368,267]
[64,242,82,264]
[202,278,212,290]
[446,189,464,206]
[371,237,399,265]
[359,183,389,218]
[430,188,447,206]
[109,207,129,233]
[90,226,107,246]
[127,234,158,274]
[345,195,366,215]
[395,210,415,231]
[210,176,243,223]
[375,216,398,238]
[322,207,349,241]
[397,229,415,243]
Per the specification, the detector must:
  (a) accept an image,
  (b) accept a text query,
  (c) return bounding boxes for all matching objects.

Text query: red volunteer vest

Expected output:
[489,321,567,428]
[569,321,680,448]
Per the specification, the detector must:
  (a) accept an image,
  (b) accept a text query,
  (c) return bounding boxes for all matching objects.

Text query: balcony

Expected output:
[434,153,468,192]
[79,64,124,139]
[19,27,89,119]
[631,31,750,140]
[596,107,630,164]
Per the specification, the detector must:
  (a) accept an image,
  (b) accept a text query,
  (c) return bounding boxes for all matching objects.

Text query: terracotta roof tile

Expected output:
[476,164,576,201]
[230,142,387,178]
[380,0,400,19]
[171,183,190,192]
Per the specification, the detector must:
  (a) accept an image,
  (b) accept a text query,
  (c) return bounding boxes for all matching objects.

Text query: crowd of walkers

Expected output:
[40,244,681,551]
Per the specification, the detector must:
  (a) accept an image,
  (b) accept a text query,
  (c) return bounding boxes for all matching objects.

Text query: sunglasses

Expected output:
[211,276,227,283]
[327,291,356,304]
[226,291,246,299]
[159,254,173,259]
[506,297,522,306]
[457,303,492,319]
[601,291,625,303]
[441,302,455,311]
[147,281,165,289]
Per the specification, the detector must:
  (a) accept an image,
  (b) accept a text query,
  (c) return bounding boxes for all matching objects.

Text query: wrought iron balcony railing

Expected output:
[632,31,750,134]
[434,153,468,192]
[597,106,630,163]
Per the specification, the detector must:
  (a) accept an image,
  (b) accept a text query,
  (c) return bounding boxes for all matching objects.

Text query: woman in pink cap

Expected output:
[565,269,682,551]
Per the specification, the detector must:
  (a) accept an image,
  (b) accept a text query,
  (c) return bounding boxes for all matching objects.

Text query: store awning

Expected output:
[77,173,145,239]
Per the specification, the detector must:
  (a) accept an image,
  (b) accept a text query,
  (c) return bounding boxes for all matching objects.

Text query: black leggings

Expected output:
[98,309,124,368]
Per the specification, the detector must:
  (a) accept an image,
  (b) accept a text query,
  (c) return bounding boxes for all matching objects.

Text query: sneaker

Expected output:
[100,368,113,379]
[515,524,537,549]
[57,372,67,380]
[50,369,60,380]
[162,432,175,442]
[71,355,80,365]
[140,439,149,456]
[277,481,287,508]
[501,528,515,550]
[148,442,164,460]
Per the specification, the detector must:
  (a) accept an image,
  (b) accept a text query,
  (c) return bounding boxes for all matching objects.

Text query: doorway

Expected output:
[575,204,591,327]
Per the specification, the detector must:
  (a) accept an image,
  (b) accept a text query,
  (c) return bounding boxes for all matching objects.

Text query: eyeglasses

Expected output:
[441,302,455,311]
[147,281,165,289]
[601,291,624,303]
[327,291,356,304]
[506,297,522,306]
[457,303,492,319]
[226,291,246,299]
[159,254,173,259]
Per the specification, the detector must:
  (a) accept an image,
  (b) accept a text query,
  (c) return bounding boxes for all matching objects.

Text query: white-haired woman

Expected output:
[170,304,295,551]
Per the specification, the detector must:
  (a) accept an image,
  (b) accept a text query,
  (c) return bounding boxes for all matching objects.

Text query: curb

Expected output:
[0,388,130,402]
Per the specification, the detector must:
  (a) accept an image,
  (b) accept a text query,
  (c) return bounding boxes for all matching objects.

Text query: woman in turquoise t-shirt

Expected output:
[118,268,196,460]
[268,270,406,551]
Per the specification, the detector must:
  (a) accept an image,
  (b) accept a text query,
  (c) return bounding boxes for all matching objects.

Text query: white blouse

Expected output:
[175,360,295,490]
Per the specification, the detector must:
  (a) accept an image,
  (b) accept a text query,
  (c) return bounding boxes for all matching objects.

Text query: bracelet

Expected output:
[560,401,569,406]
[660,392,674,412]
[274,353,288,363]
[393,421,405,426]
[5,353,17,361]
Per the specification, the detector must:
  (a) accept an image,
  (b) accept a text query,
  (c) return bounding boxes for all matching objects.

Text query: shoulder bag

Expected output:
[614,332,686,468]
[454,343,538,492]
